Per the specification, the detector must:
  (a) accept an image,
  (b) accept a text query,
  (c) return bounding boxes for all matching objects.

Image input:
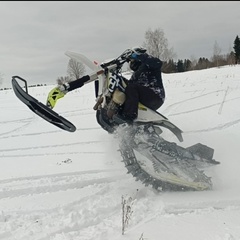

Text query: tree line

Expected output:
[143,28,240,73]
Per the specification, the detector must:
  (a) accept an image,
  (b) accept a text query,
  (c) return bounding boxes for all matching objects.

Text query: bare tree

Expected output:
[212,40,222,67]
[189,55,198,70]
[0,73,3,86]
[56,76,72,85]
[142,27,176,61]
[67,59,86,80]
[227,51,235,65]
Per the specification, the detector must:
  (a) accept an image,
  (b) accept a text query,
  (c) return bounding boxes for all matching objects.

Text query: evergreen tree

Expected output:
[177,60,184,72]
[183,59,192,71]
[233,35,240,64]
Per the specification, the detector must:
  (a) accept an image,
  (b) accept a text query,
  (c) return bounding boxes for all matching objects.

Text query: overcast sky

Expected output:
[1,1,240,87]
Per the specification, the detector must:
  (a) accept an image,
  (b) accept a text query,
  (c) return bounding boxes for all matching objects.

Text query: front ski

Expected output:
[65,51,99,71]
[12,76,76,132]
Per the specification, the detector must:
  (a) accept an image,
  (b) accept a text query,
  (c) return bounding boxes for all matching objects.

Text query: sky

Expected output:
[1,62,240,239]
[1,1,240,87]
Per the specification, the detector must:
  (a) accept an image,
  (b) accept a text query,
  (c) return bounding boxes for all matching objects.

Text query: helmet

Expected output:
[131,46,147,55]
[129,59,141,71]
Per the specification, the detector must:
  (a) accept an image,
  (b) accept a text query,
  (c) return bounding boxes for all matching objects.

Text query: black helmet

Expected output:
[132,46,147,55]
[129,59,141,71]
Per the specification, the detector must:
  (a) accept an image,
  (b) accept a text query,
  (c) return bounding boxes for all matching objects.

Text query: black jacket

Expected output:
[129,53,165,98]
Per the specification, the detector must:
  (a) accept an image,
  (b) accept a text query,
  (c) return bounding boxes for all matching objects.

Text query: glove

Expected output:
[46,83,70,109]
[120,49,134,61]
[58,82,70,94]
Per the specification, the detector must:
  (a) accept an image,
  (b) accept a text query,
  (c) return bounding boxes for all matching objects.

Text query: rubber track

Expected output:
[118,135,213,192]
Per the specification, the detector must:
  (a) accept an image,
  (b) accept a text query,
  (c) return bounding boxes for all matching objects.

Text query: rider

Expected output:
[113,47,165,124]
[47,47,165,126]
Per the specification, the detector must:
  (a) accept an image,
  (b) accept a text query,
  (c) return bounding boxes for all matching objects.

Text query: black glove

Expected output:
[58,82,70,94]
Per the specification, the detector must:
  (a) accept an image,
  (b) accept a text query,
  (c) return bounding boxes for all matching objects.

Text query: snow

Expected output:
[1,64,240,240]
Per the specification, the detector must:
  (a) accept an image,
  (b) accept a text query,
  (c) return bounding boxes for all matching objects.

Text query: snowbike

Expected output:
[63,50,220,191]
[11,49,220,192]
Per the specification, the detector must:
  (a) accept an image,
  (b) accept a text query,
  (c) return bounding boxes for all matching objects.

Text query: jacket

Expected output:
[129,53,165,99]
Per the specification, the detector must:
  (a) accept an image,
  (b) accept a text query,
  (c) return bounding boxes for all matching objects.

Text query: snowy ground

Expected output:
[1,65,240,240]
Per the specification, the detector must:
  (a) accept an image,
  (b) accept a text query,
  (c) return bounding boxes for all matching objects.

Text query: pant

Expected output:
[122,83,164,120]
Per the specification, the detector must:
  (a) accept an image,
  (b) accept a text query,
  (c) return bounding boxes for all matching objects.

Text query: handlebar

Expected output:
[100,49,133,71]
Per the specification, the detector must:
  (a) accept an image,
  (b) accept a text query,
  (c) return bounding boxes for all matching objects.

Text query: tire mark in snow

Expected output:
[0,126,101,140]
[0,151,106,158]
[184,118,240,133]
[0,186,110,240]
[0,169,122,184]
[163,90,226,113]
[0,174,126,199]
[37,190,121,240]
[168,96,240,117]
[0,117,33,124]
[163,86,240,115]
[0,152,106,158]
[0,179,130,240]
[0,119,35,137]
[122,197,240,236]
[163,200,240,215]
[0,107,40,136]
[0,140,109,153]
